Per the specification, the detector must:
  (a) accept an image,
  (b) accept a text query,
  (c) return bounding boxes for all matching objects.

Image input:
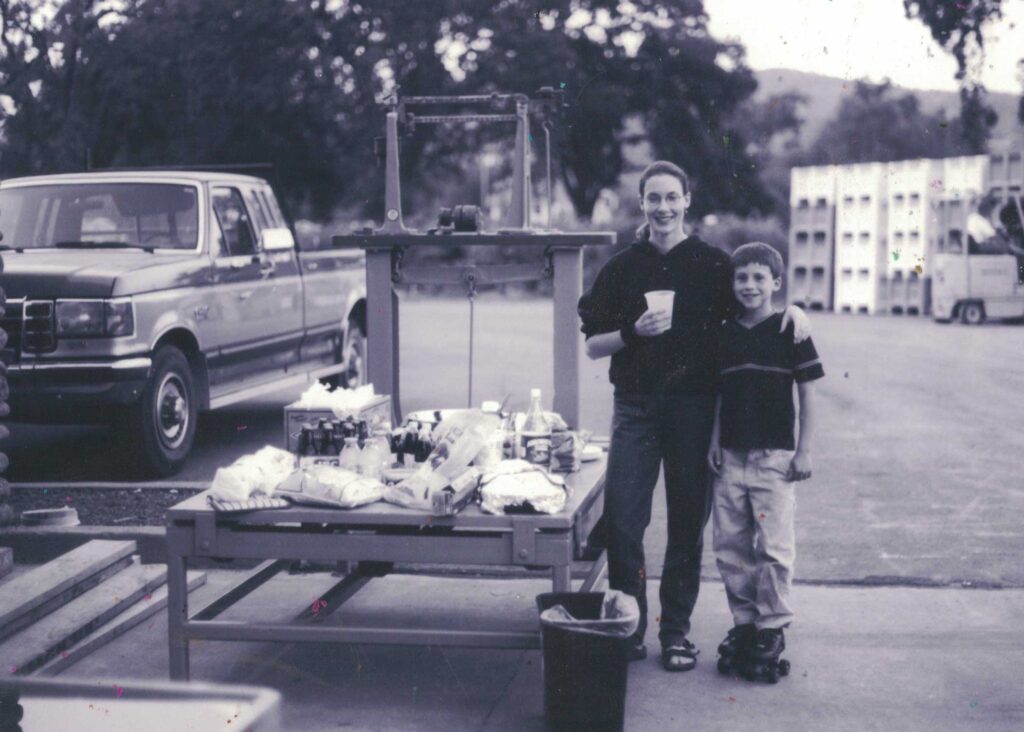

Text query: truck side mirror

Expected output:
[262,227,295,251]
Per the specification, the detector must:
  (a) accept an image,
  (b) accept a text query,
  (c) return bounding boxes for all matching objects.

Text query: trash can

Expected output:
[536,591,639,731]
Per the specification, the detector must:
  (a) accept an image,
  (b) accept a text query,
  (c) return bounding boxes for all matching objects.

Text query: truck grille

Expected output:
[1,298,23,364]
[22,300,57,354]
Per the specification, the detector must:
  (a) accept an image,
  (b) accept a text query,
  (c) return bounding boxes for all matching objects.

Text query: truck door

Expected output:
[208,186,299,383]
[242,183,304,367]
[931,227,968,321]
[297,229,363,365]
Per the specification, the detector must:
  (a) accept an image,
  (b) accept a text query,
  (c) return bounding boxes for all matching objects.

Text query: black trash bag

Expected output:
[536,591,640,731]
[538,590,639,637]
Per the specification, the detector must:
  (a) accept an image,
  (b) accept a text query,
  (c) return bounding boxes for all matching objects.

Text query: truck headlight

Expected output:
[104,299,134,336]
[56,299,134,337]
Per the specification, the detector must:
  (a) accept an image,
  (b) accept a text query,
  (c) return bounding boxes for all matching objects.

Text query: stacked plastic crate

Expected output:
[884,159,943,315]
[986,147,1022,206]
[834,163,889,314]
[932,156,989,261]
[788,166,837,310]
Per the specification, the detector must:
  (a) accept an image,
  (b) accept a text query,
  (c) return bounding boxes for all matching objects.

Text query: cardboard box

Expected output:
[430,467,481,516]
[284,394,392,453]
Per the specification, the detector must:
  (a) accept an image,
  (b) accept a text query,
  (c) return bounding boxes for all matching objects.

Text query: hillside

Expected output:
[754,68,1023,147]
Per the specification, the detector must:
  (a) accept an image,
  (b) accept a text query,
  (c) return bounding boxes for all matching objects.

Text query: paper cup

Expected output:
[644,290,675,327]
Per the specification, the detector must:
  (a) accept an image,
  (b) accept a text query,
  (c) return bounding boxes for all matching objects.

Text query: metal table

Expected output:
[165,458,606,680]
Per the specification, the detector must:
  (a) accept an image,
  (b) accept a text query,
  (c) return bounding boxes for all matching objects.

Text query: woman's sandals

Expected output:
[661,637,699,671]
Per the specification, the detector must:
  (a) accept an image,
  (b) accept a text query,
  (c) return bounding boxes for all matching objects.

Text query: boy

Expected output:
[707,242,824,682]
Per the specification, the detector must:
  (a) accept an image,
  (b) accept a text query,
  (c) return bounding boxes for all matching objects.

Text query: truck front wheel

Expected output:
[960,301,986,325]
[340,318,366,389]
[126,346,198,477]
[321,318,366,390]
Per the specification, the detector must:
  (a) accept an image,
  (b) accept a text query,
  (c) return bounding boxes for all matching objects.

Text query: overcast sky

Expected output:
[705,0,1023,94]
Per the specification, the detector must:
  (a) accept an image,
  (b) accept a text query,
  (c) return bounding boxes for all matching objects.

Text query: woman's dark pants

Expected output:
[603,393,715,645]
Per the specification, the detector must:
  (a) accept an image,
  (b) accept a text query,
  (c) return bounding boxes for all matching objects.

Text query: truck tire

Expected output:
[960,301,985,325]
[127,346,197,477]
[324,318,366,390]
[340,318,366,389]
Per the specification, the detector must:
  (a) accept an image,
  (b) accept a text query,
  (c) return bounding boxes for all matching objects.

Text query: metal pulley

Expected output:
[437,205,482,233]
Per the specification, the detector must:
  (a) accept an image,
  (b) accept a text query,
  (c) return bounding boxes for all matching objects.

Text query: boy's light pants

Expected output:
[712,448,796,630]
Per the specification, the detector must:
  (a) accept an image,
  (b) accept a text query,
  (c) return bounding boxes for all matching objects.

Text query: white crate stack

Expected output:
[884,158,943,315]
[788,165,838,311]
[932,155,989,258]
[987,148,1023,200]
[834,163,889,314]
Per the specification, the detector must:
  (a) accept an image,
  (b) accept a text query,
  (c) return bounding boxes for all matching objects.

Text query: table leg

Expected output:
[167,552,190,681]
[551,246,582,429]
[551,564,571,593]
[579,550,608,593]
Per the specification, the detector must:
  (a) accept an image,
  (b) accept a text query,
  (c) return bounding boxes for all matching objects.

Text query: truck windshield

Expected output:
[0,182,200,250]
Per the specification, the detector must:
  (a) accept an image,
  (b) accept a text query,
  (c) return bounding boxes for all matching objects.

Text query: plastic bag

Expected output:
[479,460,569,515]
[385,410,498,510]
[275,466,384,509]
[209,446,297,502]
[549,431,583,473]
[539,590,640,638]
[291,382,378,416]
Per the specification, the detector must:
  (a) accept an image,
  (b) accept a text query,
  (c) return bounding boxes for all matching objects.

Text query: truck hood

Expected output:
[0,249,207,299]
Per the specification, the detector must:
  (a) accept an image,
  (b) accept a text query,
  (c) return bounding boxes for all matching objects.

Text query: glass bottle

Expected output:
[360,430,393,480]
[501,411,517,460]
[338,436,362,474]
[519,388,552,466]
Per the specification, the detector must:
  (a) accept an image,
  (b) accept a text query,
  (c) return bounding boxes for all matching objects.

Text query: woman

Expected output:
[578,160,809,671]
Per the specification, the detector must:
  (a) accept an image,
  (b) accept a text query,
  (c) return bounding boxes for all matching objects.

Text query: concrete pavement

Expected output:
[48,570,1024,731]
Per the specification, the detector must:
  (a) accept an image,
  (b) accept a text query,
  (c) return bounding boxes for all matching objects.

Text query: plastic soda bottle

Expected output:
[338,437,363,474]
[519,388,552,466]
[360,430,393,480]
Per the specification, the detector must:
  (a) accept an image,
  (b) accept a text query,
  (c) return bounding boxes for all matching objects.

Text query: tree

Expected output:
[0,0,112,173]
[0,0,436,218]
[433,0,780,218]
[902,0,1010,149]
[802,80,974,165]
[728,91,806,219]
[1,0,781,220]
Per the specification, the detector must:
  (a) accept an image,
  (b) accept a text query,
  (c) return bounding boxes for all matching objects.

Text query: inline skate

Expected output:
[716,623,755,675]
[740,627,790,683]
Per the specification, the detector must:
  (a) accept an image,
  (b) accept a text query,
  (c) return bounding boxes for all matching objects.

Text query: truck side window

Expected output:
[209,205,228,258]
[212,187,257,256]
[245,188,271,232]
[258,189,285,228]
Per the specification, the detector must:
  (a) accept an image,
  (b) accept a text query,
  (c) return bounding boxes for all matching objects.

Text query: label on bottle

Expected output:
[299,455,342,469]
[520,432,552,465]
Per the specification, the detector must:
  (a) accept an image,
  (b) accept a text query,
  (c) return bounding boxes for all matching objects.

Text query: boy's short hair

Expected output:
[731,242,785,279]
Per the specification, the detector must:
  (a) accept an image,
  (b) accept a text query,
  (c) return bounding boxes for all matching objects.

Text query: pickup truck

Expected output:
[0,170,367,476]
